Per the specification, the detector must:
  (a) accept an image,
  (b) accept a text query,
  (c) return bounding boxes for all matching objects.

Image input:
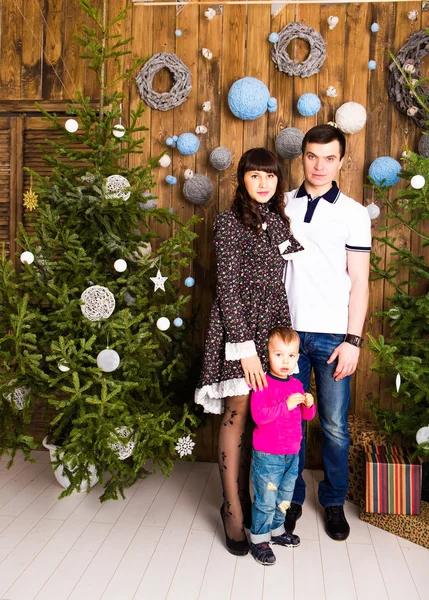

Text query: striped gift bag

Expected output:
[364,445,422,515]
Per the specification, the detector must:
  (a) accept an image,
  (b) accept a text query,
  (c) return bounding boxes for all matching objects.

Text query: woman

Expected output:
[195,148,304,555]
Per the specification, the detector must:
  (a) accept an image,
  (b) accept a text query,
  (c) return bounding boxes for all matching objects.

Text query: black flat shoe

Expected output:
[285,502,302,533]
[325,506,350,541]
[220,506,249,556]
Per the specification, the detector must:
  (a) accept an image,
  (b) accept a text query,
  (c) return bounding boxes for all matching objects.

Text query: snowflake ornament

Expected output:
[23,189,39,211]
[109,427,135,460]
[175,435,195,458]
[5,386,30,410]
[150,269,168,292]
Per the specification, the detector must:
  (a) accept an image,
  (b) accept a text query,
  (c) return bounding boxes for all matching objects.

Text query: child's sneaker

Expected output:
[250,542,276,565]
[271,531,300,547]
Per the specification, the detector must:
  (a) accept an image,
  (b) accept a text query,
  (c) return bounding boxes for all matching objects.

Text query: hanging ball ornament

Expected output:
[417,135,429,158]
[166,175,177,185]
[81,285,115,321]
[58,360,70,373]
[175,29,182,36]
[183,174,213,205]
[105,174,131,201]
[177,133,200,155]
[157,317,171,331]
[371,23,379,33]
[368,60,377,70]
[97,348,120,372]
[159,154,171,168]
[123,291,136,305]
[228,77,277,120]
[410,174,425,189]
[114,259,128,273]
[366,203,380,220]
[185,276,195,287]
[112,124,126,138]
[369,157,401,188]
[275,127,304,159]
[209,147,233,170]
[416,426,429,447]
[65,118,79,133]
[173,317,183,327]
[297,93,321,117]
[388,307,401,320]
[335,102,367,134]
[20,251,35,265]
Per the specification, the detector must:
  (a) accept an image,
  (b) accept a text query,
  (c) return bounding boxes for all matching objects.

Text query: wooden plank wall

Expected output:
[0,0,428,462]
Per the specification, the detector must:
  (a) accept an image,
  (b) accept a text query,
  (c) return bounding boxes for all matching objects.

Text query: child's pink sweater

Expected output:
[251,373,316,455]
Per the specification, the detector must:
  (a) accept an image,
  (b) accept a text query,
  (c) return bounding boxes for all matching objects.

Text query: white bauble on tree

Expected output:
[114,259,128,273]
[58,360,70,372]
[96,348,120,372]
[410,175,425,189]
[157,317,170,331]
[105,175,131,201]
[112,124,126,138]
[20,251,34,264]
[65,118,79,133]
[416,426,429,447]
[81,285,115,321]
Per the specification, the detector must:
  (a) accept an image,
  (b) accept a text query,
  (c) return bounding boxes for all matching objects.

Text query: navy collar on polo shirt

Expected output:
[295,181,340,223]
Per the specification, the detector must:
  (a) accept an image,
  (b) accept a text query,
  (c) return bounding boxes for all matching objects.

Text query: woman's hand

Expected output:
[241,355,267,392]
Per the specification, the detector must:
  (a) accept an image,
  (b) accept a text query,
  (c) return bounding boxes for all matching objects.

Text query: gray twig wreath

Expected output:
[271,23,326,78]
[136,52,192,111]
[388,30,429,128]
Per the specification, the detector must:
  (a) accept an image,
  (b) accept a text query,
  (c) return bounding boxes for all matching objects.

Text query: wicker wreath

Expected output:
[136,52,192,111]
[271,23,326,78]
[388,30,429,129]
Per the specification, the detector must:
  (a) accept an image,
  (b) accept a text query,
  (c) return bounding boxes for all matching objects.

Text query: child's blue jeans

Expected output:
[250,448,299,543]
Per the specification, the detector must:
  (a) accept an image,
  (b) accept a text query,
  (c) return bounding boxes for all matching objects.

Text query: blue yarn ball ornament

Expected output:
[297,93,321,117]
[166,137,174,146]
[175,29,182,36]
[368,60,376,70]
[371,23,379,32]
[173,317,183,327]
[228,77,276,121]
[267,98,277,113]
[268,32,279,43]
[184,277,195,287]
[369,157,401,188]
[177,133,200,155]
[172,135,179,142]
[166,175,177,185]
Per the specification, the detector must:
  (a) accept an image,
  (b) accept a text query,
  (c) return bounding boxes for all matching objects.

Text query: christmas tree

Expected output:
[0,0,200,501]
[368,52,429,459]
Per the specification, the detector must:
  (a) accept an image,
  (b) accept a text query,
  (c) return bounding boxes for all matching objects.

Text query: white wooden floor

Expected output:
[0,451,428,600]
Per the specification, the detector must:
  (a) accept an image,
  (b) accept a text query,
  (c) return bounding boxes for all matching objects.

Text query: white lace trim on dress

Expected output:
[225,340,257,361]
[194,378,250,414]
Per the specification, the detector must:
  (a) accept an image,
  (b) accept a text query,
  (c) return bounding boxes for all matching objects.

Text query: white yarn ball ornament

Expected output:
[157,317,170,331]
[109,427,135,460]
[20,251,34,265]
[411,175,425,189]
[97,348,120,372]
[65,118,79,133]
[6,387,30,410]
[81,285,115,321]
[416,426,429,447]
[105,175,131,201]
[114,259,128,273]
[367,203,380,220]
[159,155,171,168]
[112,124,126,138]
[335,102,367,134]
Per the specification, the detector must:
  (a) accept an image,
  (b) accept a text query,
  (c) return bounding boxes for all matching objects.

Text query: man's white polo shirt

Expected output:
[283,182,371,334]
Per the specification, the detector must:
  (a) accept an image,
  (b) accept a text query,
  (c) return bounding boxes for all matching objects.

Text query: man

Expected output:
[283,124,371,541]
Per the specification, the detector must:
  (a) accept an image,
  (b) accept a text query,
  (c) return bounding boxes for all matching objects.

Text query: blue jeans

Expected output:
[293,332,351,507]
[250,449,299,543]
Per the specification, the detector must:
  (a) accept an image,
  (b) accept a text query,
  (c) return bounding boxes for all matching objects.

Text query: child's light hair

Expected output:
[268,326,300,347]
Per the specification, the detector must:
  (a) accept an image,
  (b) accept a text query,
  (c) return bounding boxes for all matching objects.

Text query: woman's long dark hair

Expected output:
[231,148,289,233]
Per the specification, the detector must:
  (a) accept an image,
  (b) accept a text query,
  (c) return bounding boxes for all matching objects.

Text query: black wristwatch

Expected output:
[344,333,364,348]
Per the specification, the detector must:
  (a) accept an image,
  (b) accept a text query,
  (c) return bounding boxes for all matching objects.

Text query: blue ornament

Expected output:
[267,98,277,113]
[184,276,195,287]
[166,137,174,146]
[175,29,182,36]
[368,60,376,70]
[228,77,276,121]
[369,157,401,188]
[172,135,179,142]
[268,32,279,43]
[177,133,200,155]
[371,23,379,32]
[173,317,183,327]
[297,93,321,117]
[166,175,177,185]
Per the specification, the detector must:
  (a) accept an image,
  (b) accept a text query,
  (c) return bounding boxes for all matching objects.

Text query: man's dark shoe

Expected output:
[324,506,350,541]
[250,542,276,565]
[285,502,302,533]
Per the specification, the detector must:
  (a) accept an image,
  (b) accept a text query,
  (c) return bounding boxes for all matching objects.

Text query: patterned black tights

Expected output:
[218,394,252,542]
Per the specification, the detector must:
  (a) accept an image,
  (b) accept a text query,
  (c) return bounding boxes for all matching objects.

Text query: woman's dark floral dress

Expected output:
[195,203,304,413]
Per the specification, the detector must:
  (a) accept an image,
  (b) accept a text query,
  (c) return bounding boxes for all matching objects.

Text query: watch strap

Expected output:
[344,333,364,348]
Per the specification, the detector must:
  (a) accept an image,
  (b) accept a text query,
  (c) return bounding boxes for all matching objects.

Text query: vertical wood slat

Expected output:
[42,0,65,100]
[21,0,44,100]
[0,118,12,261]
[0,0,23,99]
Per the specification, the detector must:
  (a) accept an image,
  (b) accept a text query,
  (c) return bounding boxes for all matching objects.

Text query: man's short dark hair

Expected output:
[302,124,346,159]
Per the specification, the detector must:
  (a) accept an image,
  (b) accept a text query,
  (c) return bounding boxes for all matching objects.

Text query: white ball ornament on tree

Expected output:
[410,175,425,189]
[367,203,380,220]
[112,124,126,138]
[20,251,35,265]
[65,118,79,133]
[114,259,128,273]
[388,307,401,320]
[105,174,131,201]
[97,348,120,372]
[58,360,70,372]
[81,285,115,321]
[157,317,170,331]
[416,426,429,448]
[396,372,401,393]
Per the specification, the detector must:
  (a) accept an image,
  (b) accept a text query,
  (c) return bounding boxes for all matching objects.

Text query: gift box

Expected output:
[347,415,388,506]
[365,445,422,515]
